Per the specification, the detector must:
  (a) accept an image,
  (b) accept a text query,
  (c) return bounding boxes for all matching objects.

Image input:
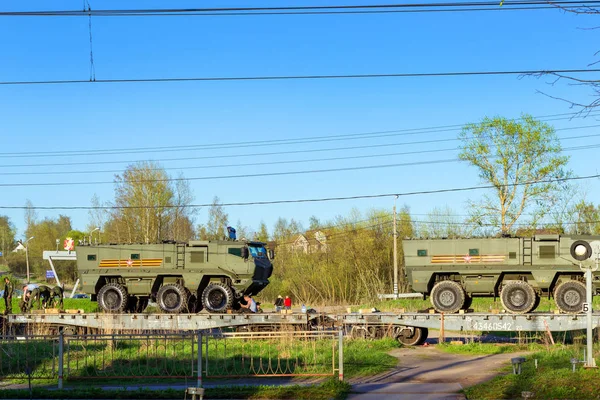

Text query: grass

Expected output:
[0,378,351,399]
[343,337,401,376]
[361,296,600,313]
[0,334,400,384]
[463,346,600,399]
[437,342,542,355]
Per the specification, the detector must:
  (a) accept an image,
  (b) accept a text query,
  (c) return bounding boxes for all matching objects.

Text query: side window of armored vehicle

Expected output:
[228,248,242,257]
[539,245,555,259]
[190,251,205,263]
[469,248,479,256]
[248,246,266,258]
[131,254,140,260]
[417,249,427,257]
[87,254,97,261]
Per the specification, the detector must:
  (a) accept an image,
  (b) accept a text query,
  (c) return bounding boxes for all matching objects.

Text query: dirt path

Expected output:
[347,346,530,399]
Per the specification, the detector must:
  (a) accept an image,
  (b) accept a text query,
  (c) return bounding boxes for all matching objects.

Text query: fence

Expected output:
[0,330,343,388]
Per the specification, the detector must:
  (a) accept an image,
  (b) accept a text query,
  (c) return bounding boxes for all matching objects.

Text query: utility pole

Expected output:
[24,236,34,283]
[393,195,399,299]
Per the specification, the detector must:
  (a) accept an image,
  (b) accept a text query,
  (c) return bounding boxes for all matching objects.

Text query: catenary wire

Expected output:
[0,112,597,167]
[2,125,600,176]
[2,1,600,16]
[2,111,597,158]
[3,172,599,210]
[0,68,598,87]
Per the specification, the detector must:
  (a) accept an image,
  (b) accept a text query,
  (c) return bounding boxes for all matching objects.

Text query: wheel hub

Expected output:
[208,291,225,308]
[509,289,526,307]
[563,290,582,306]
[439,290,456,307]
[105,290,120,309]
[163,290,181,309]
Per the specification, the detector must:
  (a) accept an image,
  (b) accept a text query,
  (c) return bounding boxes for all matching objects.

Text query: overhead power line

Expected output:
[2,1,600,17]
[2,111,596,159]
[0,68,598,87]
[2,124,600,176]
[3,172,600,210]
[0,111,592,169]
[3,128,600,186]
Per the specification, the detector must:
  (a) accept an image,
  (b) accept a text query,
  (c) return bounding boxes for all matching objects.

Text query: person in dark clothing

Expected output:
[3,277,13,315]
[48,286,64,309]
[28,285,51,310]
[274,295,284,312]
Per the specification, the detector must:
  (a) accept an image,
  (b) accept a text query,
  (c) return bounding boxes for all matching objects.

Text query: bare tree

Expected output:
[532,6,600,112]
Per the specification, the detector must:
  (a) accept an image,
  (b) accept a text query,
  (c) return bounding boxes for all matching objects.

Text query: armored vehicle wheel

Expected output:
[463,295,473,310]
[158,284,189,313]
[532,293,541,312]
[554,281,586,313]
[97,283,128,313]
[127,297,149,313]
[500,281,536,314]
[430,281,465,313]
[201,283,233,313]
[396,327,428,346]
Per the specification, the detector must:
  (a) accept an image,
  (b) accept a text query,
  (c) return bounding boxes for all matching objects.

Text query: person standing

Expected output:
[284,295,292,310]
[274,295,284,312]
[3,277,13,315]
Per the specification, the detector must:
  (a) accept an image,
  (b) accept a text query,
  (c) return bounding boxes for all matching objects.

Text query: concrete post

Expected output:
[584,263,597,368]
[58,331,64,389]
[197,331,203,388]
[393,195,399,298]
[338,329,344,381]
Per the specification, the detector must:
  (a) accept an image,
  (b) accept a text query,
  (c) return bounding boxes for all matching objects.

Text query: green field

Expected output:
[463,346,600,399]
[0,335,400,383]
[0,379,351,400]
[361,296,600,313]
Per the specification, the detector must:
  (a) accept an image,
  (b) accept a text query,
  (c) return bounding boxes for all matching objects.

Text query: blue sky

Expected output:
[1,1,599,240]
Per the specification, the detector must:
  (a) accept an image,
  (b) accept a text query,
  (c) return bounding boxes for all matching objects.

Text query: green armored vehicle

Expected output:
[403,235,600,314]
[76,240,273,313]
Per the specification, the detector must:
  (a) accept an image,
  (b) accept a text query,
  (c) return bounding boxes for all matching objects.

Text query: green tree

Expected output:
[308,215,321,230]
[0,216,16,267]
[272,218,303,241]
[459,115,571,235]
[418,206,473,238]
[25,215,75,281]
[234,219,251,241]
[105,161,196,243]
[571,200,600,235]
[255,221,269,242]
[199,196,228,240]
[24,199,37,238]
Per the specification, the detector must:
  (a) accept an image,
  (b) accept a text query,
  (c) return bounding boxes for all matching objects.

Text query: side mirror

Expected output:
[241,247,249,260]
[571,240,592,261]
[269,249,275,260]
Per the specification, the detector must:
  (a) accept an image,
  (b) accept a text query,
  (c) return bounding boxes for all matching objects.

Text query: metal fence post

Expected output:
[58,331,64,389]
[197,331,203,388]
[338,329,344,382]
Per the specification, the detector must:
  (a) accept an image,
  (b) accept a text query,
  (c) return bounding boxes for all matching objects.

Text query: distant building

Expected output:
[291,230,328,254]
[12,242,26,252]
